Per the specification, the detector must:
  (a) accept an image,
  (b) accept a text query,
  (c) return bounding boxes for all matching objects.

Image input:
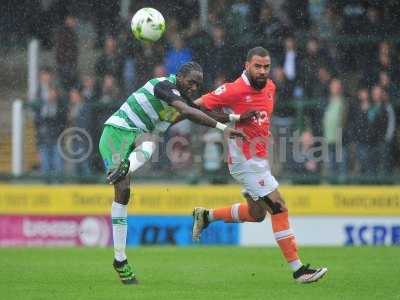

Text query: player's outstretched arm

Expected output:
[200,108,230,123]
[172,100,218,127]
[193,98,259,123]
[199,108,259,123]
[153,80,245,138]
[171,100,246,139]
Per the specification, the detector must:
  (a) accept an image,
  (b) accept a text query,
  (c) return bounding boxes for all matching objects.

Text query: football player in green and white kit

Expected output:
[98,62,245,284]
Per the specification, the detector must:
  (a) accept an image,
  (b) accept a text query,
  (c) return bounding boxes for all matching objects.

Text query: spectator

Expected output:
[164,35,192,75]
[335,0,368,71]
[206,26,231,85]
[93,0,120,48]
[81,75,97,103]
[279,36,302,91]
[313,67,332,100]
[271,66,296,174]
[225,0,252,51]
[367,85,388,177]
[120,16,143,96]
[317,3,343,40]
[382,89,396,175]
[169,0,199,29]
[272,66,295,119]
[36,67,55,103]
[323,78,347,178]
[208,0,228,26]
[363,41,394,87]
[308,67,332,136]
[282,0,311,32]
[302,37,334,98]
[309,0,328,33]
[377,42,393,78]
[80,74,98,170]
[385,1,400,34]
[152,64,167,78]
[363,6,386,38]
[337,0,366,35]
[67,88,92,177]
[55,14,78,90]
[33,86,66,180]
[184,19,213,85]
[95,36,123,88]
[99,74,121,105]
[165,17,180,45]
[212,74,227,89]
[352,88,370,175]
[122,52,137,97]
[377,41,394,76]
[254,3,288,57]
[291,131,320,179]
[135,42,165,86]
[362,6,386,62]
[391,47,400,84]
[231,0,250,17]
[378,71,398,103]
[35,0,57,50]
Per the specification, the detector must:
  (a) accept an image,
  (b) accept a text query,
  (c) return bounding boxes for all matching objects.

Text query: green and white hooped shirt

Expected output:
[105,74,182,133]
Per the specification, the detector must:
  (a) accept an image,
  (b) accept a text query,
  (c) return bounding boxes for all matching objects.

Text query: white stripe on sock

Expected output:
[276,235,295,242]
[274,228,294,240]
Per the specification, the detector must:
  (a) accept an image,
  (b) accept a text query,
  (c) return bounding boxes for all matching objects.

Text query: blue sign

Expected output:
[344,224,400,246]
[126,215,239,246]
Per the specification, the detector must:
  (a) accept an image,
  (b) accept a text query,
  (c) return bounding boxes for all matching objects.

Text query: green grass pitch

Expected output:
[0,246,399,300]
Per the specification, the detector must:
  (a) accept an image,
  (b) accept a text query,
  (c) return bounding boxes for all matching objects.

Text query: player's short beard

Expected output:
[246,71,267,90]
[250,76,267,90]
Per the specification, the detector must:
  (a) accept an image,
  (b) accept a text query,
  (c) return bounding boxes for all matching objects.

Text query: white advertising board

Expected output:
[240,216,400,246]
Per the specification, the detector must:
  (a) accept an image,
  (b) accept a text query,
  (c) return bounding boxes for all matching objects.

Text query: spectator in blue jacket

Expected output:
[164,35,192,75]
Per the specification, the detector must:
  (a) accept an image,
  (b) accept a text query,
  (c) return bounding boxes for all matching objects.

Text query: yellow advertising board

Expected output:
[0,184,399,216]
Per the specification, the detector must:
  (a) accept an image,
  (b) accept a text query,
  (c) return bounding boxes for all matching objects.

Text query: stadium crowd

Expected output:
[18,0,400,182]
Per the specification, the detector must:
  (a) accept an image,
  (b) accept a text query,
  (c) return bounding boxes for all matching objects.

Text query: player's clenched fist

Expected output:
[239,110,260,122]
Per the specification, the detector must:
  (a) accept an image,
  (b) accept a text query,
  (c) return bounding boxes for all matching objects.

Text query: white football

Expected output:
[131,7,166,42]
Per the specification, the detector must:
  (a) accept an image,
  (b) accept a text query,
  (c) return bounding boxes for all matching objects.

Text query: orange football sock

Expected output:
[271,211,300,265]
[211,203,257,223]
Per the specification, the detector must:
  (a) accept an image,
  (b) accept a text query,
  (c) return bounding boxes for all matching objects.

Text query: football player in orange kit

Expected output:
[191,47,328,283]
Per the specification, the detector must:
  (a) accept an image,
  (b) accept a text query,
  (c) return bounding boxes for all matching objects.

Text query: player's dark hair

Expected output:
[246,47,270,62]
[177,61,203,77]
